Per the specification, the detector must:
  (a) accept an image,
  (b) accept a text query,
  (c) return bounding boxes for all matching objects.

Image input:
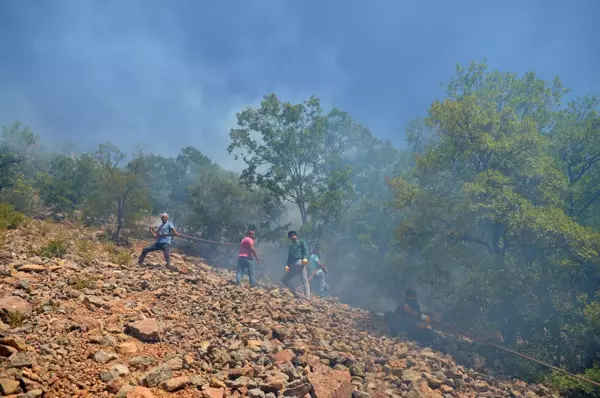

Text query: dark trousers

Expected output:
[235,256,256,287]
[384,311,435,345]
[138,242,171,266]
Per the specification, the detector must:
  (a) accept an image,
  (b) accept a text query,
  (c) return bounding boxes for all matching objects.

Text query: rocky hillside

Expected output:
[0,222,557,398]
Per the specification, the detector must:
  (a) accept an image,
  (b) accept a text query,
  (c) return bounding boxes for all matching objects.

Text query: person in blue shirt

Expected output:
[307,247,330,297]
[137,213,179,268]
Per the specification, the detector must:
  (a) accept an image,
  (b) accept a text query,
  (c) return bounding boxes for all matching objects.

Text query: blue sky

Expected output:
[0,0,598,170]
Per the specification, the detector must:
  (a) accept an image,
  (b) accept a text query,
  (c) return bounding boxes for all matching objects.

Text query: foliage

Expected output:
[0,122,38,193]
[38,238,69,258]
[388,61,600,388]
[0,203,26,230]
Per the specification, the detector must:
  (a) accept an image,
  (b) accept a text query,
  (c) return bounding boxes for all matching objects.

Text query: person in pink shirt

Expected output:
[235,230,260,287]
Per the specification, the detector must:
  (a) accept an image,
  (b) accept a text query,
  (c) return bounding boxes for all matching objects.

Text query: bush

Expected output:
[109,248,132,266]
[38,238,69,258]
[0,203,25,230]
[76,239,95,263]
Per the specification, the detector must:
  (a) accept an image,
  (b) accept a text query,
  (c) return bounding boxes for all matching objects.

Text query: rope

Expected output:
[431,319,600,389]
[175,233,237,246]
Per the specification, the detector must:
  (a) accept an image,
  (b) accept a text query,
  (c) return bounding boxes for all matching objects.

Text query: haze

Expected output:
[1,0,598,170]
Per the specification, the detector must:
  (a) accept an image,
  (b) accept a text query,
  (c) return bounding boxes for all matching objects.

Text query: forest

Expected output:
[1,60,600,395]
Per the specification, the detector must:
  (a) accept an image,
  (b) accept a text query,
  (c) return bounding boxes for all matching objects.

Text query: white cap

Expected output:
[160,213,169,218]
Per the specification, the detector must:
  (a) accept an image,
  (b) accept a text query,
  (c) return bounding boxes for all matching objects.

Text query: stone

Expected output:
[0,344,18,357]
[274,349,296,364]
[0,378,22,395]
[127,318,160,342]
[126,386,155,398]
[160,376,189,392]
[308,367,352,398]
[116,341,138,354]
[202,387,225,398]
[92,350,120,364]
[0,296,32,322]
[140,365,172,387]
[17,264,47,272]
[0,336,27,351]
[129,356,155,370]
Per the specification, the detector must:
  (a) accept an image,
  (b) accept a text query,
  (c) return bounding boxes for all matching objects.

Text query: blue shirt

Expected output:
[156,221,175,245]
[309,254,320,273]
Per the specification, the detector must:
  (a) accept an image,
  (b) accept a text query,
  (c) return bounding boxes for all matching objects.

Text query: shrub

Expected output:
[0,203,25,230]
[76,239,95,263]
[68,275,98,290]
[38,238,69,258]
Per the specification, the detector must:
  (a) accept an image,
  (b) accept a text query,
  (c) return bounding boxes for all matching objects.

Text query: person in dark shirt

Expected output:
[282,230,310,299]
[385,288,435,345]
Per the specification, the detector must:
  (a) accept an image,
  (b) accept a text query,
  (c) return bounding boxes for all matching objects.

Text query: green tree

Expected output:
[0,122,37,193]
[84,143,150,241]
[388,61,600,378]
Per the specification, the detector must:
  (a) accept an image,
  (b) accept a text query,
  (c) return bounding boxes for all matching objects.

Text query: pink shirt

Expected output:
[238,236,254,258]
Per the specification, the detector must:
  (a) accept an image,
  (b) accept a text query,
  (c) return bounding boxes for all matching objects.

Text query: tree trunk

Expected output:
[114,199,124,242]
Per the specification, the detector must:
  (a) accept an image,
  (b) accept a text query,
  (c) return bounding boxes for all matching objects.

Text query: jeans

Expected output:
[235,256,256,287]
[282,259,310,299]
[138,242,171,266]
[312,269,329,295]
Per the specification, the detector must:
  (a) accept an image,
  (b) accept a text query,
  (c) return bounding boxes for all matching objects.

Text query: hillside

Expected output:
[0,222,557,398]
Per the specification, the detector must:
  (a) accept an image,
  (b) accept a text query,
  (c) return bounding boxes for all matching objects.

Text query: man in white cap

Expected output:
[138,213,179,268]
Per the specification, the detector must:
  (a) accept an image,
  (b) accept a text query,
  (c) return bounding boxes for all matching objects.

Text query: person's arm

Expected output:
[301,240,309,264]
[402,304,421,319]
[149,227,157,237]
[250,242,260,262]
[316,258,329,273]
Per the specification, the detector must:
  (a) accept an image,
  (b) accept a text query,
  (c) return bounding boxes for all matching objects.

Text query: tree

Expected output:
[388,61,600,377]
[37,154,96,213]
[84,143,150,241]
[186,167,287,262]
[0,122,37,193]
[228,93,327,224]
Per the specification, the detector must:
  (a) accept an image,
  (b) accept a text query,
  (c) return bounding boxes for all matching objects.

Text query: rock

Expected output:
[17,264,47,272]
[0,296,31,322]
[0,344,18,357]
[84,295,110,309]
[406,380,443,398]
[8,352,33,368]
[100,369,120,382]
[140,365,172,387]
[0,378,22,395]
[202,387,225,398]
[126,386,155,398]
[282,382,311,396]
[474,380,490,392]
[0,336,27,351]
[248,388,266,398]
[110,363,130,376]
[127,318,160,342]
[116,341,138,354]
[308,367,352,398]
[72,316,103,332]
[262,376,286,392]
[160,376,189,392]
[92,350,120,364]
[129,356,155,370]
[274,349,296,364]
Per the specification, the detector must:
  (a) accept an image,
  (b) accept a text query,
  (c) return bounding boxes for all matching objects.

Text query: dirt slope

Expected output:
[0,222,557,397]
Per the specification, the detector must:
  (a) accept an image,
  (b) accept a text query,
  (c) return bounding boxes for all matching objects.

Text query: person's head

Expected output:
[160,213,169,223]
[312,246,320,255]
[405,287,418,302]
[247,230,255,239]
[287,230,298,242]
